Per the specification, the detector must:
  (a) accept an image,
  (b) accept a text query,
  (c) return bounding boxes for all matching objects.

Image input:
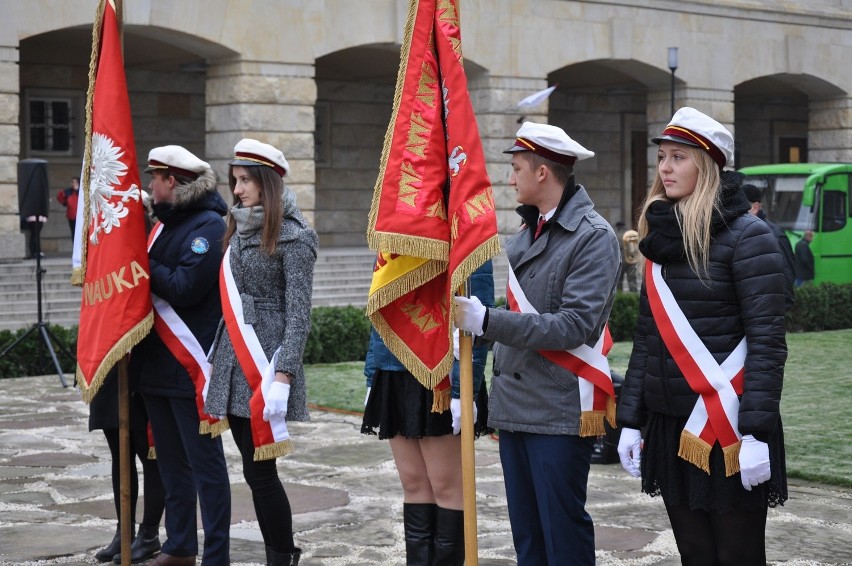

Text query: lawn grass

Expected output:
[305,329,852,487]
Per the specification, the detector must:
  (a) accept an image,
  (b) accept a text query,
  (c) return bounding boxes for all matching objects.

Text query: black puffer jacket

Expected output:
[618,177,787,439]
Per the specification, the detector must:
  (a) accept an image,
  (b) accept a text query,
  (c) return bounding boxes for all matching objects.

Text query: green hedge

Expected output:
[787,282,852,332]
[303,305,372,364]
[0,325,78,378]
[4,283,851,377]
[602,282,852,339]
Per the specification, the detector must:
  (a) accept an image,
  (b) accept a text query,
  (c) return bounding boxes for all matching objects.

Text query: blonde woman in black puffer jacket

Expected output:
[616,108,787,566]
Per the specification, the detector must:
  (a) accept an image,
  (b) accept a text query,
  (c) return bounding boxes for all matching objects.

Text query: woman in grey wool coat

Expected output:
[206,139,317,566]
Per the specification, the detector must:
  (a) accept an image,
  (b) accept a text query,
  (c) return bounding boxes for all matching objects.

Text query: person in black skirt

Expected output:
[616,107,788,565]
[362,260,494,566]
[89,367,165,563]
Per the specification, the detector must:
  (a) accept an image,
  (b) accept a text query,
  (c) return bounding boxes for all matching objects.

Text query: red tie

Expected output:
[534,216,546,240]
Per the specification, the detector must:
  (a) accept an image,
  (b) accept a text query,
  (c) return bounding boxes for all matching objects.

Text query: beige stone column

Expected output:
[205,60,317,226]
[809,97,852,163]
[0,45,23,259]
[468,75,550,236]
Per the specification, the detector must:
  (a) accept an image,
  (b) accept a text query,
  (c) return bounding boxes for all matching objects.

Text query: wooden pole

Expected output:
[457,284,479,565]
[118,356,131,566]
[114,3,131,565]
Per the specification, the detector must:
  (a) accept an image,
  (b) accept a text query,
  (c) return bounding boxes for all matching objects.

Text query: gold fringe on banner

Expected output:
[371,313,455,390]
[71,0,107,286]
[448,238,502,302]
[147,447,156,460]
[253,439,294,462]
[678,429,713,474]
[365,259,446,316]
[78,312,153,403]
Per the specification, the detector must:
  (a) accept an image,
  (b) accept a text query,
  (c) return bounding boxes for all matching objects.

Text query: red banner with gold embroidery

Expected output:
[367,0,500,390]
[75,0,153,402]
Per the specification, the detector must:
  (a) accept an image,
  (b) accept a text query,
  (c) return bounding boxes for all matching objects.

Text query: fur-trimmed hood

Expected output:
[173,168,218,209]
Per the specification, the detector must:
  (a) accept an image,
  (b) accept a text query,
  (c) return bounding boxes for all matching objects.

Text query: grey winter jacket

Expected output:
[483,186,621,435]
[205,193,318,422]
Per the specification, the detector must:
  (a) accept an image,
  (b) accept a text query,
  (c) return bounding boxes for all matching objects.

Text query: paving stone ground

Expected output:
[1,375,850,565]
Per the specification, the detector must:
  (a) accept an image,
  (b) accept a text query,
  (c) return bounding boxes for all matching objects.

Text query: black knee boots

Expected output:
[266,545,302,566]
[403,503,437,565]
[114,523,160,563]
[95,524,131,562]
[433,507,464,566]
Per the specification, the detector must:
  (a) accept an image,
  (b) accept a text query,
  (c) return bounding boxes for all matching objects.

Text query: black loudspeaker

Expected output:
[18,159,50,218]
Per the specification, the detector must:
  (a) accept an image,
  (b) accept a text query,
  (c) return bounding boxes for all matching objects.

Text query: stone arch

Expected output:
[735,73,847,166]
[314,43,488,248]
[17,25,236,253]
[544,59,673,227]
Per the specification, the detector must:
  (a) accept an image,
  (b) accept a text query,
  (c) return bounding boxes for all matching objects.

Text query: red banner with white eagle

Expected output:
[75,0,153,402]
[366,0,500,393]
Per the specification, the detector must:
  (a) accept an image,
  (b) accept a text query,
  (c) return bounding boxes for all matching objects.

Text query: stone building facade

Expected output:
[2,0,851,258]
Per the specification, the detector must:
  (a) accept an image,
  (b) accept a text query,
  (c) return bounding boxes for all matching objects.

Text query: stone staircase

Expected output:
[0,248,508,332]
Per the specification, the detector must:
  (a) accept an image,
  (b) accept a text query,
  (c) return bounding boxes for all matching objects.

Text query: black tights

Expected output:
[103,428,165,527]
[229,416,295,553]
[665,504,767,566]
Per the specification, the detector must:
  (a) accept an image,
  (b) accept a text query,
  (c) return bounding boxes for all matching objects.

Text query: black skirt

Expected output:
[361,369,492,440]
[641,412,788,513]
[88,367,149,432]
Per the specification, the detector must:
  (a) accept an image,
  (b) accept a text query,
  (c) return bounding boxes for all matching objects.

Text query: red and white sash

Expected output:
[147,223,224,435]
[220,246,292,461]
[506,265,616,437]
[645,260,746,476]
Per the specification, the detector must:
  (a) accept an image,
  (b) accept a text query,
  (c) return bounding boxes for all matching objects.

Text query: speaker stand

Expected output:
[0,222,73,387]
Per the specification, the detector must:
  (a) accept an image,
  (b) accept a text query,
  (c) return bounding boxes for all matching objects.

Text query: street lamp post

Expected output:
[668,47,678,116]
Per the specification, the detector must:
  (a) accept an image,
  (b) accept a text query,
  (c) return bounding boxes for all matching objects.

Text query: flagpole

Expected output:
[458,286,479,565]
[118,356,131,566]
[111,1,132,564]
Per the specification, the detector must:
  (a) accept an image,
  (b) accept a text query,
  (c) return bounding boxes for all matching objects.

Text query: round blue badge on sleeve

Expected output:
[190,237,210,254]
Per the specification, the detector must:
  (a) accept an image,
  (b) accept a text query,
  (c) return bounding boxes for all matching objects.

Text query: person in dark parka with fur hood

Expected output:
[130,145,231,566]
[616,108,788,566]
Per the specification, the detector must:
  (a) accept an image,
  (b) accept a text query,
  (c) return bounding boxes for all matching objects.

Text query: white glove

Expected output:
[739,435,771,491]
[617,427,642,477]
[450,398,478,435]
[364,386,371,407]
[263,381,290,422]
[452,328,460,360]
[453,296,486,336]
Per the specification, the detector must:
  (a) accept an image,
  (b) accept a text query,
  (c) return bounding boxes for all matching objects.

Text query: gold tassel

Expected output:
[147,447,156,460]
[579,411,606,437]
[430,387,450,413]
[253,439,294,462]
[678,430,712,474]
[723,440,742,477]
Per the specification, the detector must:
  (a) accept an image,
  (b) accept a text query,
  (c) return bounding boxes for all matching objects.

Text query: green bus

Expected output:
[738,163,852,284]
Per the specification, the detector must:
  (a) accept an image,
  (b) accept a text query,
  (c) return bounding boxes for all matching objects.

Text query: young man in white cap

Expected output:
[454,122,620,565]
[130,145,231,566]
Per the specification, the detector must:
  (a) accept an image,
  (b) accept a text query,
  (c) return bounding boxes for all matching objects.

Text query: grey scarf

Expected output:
[230,204,265,239]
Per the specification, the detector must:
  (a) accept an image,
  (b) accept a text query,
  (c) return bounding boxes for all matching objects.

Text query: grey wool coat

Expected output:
[205,192,318,422]
[483,186,621,435]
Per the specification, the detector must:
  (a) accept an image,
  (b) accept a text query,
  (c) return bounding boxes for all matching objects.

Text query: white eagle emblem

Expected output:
[448,146,467,176]
[88,132,141,245]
